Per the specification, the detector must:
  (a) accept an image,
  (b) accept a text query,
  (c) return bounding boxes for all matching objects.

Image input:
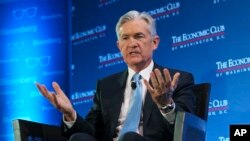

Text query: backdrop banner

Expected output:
[70,0,250,141]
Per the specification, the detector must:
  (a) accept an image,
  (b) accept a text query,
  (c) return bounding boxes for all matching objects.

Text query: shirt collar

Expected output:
[128,60,154,81]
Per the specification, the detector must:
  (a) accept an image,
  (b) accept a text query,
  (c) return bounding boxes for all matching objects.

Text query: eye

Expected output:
[135,33,145,39]
[121,36,128,40]
[122,37,128,40]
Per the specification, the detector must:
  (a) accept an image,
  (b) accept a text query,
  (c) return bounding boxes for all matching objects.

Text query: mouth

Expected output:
[129,50,140,55]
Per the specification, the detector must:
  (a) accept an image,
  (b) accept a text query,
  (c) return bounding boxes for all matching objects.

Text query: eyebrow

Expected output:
[121,32,145,37]
[135,32,145,36]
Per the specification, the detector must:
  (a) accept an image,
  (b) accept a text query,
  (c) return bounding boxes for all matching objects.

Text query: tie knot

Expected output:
[132,73,141,82]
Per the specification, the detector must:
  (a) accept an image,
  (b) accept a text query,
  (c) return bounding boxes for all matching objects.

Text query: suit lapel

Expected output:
[143,90,155,124]
[109,71,128,135]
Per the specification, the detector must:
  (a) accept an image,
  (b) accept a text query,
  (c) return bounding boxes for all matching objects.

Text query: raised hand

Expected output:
[35,82,76,121]
[144,68,180,108]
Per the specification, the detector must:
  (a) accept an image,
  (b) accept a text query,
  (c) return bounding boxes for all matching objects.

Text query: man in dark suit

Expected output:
[35,10,195,141]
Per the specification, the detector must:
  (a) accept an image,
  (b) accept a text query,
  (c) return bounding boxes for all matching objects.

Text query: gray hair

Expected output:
[115,10,157,39]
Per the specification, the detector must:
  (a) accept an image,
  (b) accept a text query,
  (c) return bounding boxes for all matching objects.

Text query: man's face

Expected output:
[117,19,159,70]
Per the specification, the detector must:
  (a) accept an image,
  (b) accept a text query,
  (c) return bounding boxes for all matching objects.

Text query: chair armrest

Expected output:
[12,119,67,141]
[173,111,207,141]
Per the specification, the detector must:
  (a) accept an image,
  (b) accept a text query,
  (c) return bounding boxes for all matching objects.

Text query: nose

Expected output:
[127,38,138,48]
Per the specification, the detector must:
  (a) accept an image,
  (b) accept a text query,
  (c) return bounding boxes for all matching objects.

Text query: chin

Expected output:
[128,59,141,64]
[130,61,145,67]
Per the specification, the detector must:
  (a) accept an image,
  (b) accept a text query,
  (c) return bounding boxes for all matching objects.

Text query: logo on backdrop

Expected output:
[98,52,124,69]
[213,0,227,4]
[0,76,37,86]
[71,90,95,105]
[33,37,62,46]
[12,7,37,20]
[218,136,229,141]
[98,0,119,8]
[208,99,228,116]
[71,25,107,46]
[171,25,225,51]
[1,25,37,36]
[147,2,180,21]
[216,57,250,77]
[41,14,63,20]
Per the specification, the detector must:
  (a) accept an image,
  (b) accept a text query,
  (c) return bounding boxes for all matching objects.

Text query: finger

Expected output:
[154,69,165,88]
[150,71,159,89]
[52,82,69,101]
[47,92,57,105]
[52,82,64,95]
[163,69,171,88]
[52,94,60,109]
[35,82,43,93]
[35,82,49,98]
[144,79,158,104]
[143,79,154,94]
[171,72,180,90]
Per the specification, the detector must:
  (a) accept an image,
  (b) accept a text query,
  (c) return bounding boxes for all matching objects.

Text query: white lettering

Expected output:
[234,129,247,136]
[228,57,250,67]
[209,99,228,108]
[71,25,106,41]
[216,61,228,69]
[99,52,122,63]
[172,25,225,44]
[218,136,229,141]
[147,2,180,16]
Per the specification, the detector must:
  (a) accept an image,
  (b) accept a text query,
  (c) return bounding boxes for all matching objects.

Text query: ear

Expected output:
[152,35,160,50]
[116,40,122,50]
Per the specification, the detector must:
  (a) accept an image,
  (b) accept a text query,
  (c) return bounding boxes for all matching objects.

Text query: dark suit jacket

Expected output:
[63,63,195,141]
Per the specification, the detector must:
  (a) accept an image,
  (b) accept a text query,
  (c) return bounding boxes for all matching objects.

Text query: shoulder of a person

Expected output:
[154,63,193,76]
[98,70,127,82]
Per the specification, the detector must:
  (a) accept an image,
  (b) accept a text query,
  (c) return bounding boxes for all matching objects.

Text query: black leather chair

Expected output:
[12,119,67,141]
[12,83,211,141]
[173,83,211,141]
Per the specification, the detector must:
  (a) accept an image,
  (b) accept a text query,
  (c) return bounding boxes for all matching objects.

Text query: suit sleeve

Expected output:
[62,80,104,139]
[173,71,195,113]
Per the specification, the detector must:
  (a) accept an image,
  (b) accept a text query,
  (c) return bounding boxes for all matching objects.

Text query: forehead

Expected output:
[119,19,150,35]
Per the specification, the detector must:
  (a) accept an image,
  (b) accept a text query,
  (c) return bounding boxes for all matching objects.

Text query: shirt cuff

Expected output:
[63,111,77,129]
[160,103,176,124]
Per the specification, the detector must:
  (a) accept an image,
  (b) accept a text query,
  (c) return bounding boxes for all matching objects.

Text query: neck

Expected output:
[129,60,152,73]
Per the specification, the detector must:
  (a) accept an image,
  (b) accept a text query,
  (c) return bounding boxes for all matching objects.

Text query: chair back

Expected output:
[12,119,67,141]
[193,83,211,121]
[173,83,211,141]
